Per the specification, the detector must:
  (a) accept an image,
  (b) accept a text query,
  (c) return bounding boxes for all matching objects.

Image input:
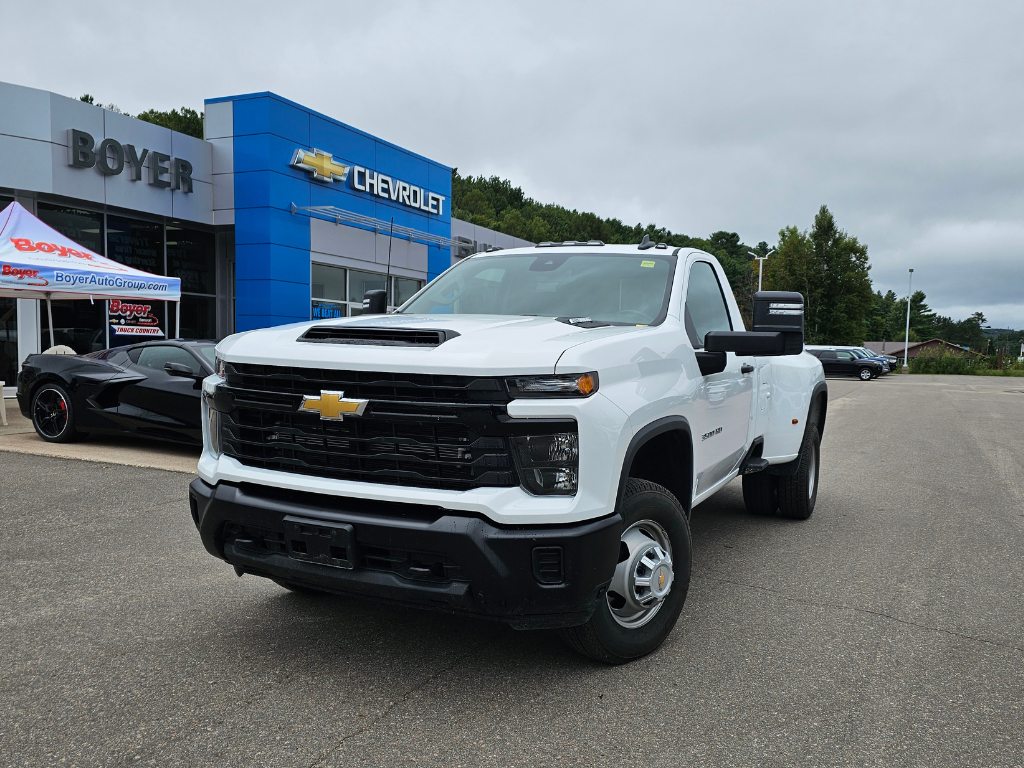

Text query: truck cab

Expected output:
[190,241,827,663]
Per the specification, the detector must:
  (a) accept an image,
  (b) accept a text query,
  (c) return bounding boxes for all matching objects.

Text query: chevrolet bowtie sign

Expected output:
[290,148,350,183]
[290,146,447,216]
[299,391,369,421]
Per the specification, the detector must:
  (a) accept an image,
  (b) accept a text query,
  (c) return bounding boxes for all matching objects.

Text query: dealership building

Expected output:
[0,80,529,393]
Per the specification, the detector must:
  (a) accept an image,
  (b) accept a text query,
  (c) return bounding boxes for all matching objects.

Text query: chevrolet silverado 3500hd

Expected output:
[190,240,827,663]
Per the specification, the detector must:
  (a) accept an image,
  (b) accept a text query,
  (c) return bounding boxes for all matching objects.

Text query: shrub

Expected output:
[909,348,987,375]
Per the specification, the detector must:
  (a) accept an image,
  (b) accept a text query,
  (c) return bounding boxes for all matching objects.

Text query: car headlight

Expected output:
[215,354,227,378]
[507,373,598,398]
[511,433,579,495]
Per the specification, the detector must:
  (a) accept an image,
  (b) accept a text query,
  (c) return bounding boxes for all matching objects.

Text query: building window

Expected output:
[311,263,348,319]
[107,216,164,275]
[36,204,107,353]
[311,263,423,319]
[37,203,105,255]
[167,225,217,339]
[167,226,216,295]
[0,298,17,385]
[393,277,424,307]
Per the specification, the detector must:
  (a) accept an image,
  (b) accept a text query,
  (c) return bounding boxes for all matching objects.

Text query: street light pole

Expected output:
[749,250,775,292]
[902,268,914,373]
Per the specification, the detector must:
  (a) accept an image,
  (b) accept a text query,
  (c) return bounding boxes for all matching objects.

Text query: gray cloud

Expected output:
[5,0,1023,327]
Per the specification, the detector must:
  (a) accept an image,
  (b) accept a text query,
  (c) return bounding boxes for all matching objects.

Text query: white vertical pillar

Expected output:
[16,298,41,365]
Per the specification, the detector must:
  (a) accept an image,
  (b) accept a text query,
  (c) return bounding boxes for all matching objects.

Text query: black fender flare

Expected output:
[615,415,694,516]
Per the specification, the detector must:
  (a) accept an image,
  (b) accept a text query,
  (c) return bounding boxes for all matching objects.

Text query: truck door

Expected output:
[684,260,755,497]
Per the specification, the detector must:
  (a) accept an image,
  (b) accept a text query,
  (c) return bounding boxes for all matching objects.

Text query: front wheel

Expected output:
[559,479,691,664]
[31,383,79,443]
[858,367,873,381]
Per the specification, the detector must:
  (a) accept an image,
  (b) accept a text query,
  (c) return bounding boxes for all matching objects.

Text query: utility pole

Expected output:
[902,268,914,373]
[749,250,775,292]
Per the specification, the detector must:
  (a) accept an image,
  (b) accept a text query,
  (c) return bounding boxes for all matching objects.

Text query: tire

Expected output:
[31,383,79,443]
[272,579,330,596]
[777,424,820,520]
[858,367,873,381]
[558,479,691,664]
[742,471,779,515]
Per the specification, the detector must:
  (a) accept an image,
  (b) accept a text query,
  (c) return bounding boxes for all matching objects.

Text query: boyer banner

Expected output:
[0,202,180,302]
[109,299,165,340]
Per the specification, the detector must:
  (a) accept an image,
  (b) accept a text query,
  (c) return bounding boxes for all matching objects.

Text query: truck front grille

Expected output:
[219,363,518,491]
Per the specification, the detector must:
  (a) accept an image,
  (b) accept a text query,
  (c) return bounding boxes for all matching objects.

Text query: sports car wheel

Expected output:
[32,383,79,443]
[558,479,691,664]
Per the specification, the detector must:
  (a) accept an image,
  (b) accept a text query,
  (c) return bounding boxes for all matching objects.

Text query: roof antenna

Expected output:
[385,216,395,312]
[638,234,655,250]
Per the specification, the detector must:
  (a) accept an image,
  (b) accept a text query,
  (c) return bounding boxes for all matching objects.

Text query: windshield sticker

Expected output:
[641,260,656,268]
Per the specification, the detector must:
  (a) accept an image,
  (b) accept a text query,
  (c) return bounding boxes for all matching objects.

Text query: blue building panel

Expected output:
[234,243,313,283]
[309,116,376,168]
[213,90,452,331]
[232,95,310,146]
[233,170,311,211]
[236,277,311,320]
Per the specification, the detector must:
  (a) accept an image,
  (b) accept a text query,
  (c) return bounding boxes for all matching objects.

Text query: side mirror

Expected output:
[704,291,805,357]
[164,362,197,378]
[704,331,786,356]
[362,289,387,315]
[751,290,804,353]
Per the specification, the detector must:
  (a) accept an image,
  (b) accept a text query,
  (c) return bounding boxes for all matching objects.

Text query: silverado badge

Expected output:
[299,391,369,421]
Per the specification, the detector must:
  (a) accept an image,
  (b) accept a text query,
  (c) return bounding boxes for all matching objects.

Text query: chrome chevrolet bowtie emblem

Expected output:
[290,148,350,183]
[299,391,369,421]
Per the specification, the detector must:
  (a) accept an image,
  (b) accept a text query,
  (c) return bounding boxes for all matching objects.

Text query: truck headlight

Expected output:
[507,373,598,398]
[215,354,226,378]
[207,406,222,457]
[511,433,579,495]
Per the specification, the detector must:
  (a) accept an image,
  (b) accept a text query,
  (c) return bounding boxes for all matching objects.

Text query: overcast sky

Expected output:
[6,1,1023,329]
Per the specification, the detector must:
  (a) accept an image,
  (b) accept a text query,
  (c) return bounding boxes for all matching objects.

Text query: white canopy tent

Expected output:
[0,201,182,349]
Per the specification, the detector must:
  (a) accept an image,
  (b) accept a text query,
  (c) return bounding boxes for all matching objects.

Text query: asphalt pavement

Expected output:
[1,374,1022,767]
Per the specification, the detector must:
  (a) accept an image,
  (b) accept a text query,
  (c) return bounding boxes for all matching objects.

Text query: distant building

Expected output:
[864,339,985,363]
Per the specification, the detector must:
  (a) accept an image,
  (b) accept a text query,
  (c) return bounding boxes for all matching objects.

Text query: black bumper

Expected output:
[189,479,621,629]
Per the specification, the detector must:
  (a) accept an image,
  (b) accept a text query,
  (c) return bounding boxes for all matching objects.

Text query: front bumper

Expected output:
[189,479,622,629]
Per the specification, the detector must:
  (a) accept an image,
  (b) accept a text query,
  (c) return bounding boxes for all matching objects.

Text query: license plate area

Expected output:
[282,515,355,570]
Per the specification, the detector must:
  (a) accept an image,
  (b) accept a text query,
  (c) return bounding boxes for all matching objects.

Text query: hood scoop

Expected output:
[299,326,459,347]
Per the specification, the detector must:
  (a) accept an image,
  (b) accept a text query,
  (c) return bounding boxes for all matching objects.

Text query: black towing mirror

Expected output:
[705,291,805,356]
[362,289,387,314]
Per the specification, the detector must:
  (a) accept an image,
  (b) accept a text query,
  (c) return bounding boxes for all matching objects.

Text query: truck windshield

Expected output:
[400,252,676,325]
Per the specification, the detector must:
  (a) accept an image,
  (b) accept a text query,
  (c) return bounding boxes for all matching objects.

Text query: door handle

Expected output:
[741,364,755,374]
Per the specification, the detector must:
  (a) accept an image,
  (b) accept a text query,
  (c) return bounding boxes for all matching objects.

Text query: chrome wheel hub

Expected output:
[607,521,674,629]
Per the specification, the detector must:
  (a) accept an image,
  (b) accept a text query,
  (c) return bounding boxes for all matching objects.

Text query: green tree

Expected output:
[78,94,204,138]
[135,107,204,139]
[766,206,873,345]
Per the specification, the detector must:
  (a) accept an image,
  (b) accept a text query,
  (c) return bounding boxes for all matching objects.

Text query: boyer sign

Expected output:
[68,129,194,193]
[109,298,164,339]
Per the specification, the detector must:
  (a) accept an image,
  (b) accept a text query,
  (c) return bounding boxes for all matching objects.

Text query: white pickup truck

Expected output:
[190,240,827,663]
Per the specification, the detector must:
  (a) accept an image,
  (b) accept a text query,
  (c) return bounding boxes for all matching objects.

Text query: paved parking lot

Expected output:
[2,375,1023,767]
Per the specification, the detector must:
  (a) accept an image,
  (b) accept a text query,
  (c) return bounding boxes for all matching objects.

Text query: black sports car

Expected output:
[16,340,216,445]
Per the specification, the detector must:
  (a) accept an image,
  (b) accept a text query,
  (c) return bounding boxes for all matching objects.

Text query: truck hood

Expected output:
[217,314,642,375]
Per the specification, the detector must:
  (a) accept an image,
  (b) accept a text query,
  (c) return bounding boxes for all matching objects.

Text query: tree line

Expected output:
[79,95,204,139]
[453,171,1010,346]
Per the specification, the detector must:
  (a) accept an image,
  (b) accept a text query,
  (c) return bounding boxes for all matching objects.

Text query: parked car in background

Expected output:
[16,340,215,444]
[805,347,885,380]
[854,347,898,370]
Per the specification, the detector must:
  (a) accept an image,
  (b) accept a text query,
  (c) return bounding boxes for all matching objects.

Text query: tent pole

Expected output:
[105,300,110,349]
[45,294,55,348]
[176,300,181,339]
